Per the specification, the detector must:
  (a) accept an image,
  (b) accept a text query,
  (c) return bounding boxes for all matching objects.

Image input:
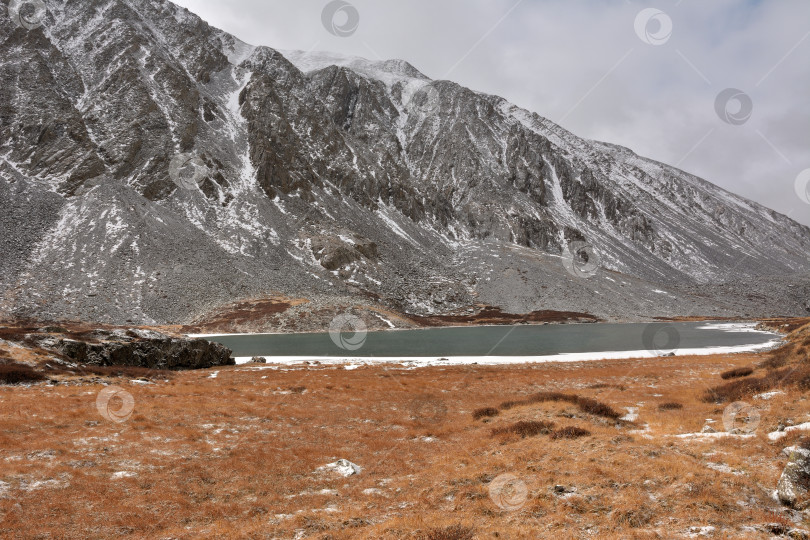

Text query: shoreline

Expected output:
[216,321,784,367]
[232,339,783,368]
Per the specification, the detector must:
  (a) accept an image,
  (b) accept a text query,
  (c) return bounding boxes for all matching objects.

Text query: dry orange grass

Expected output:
[0,326,809,538]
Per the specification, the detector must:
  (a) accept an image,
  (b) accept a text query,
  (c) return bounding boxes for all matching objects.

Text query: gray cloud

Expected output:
[173,0,810,226]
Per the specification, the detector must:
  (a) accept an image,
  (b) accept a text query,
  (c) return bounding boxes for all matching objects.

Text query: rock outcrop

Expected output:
[778,444,810,510]
[38,329,234,370]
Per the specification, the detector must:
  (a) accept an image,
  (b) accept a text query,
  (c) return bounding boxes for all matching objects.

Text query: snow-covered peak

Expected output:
[221,36,257,66]
[280,49,429,84]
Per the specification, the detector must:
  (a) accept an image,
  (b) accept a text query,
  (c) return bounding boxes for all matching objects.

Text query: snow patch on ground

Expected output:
[705,462,742,475]
[675,432,755,440]
[768,422,810,441]
[373,313,396,328]
[316,459,362,477]
[754,390,784,400]
[685,526,716,538]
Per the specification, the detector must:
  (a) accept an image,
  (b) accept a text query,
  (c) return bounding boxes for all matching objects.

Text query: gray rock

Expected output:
[778,446,810,509]
[317,459,362,477]
[553,485,576,494]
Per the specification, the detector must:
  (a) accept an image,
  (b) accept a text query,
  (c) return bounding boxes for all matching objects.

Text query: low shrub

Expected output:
[760,346,794,369]
[704,367,810,403]
[0,363,47,385]
[528,392,621,420]
[720,367,754,380]
[588,383,626,391]
[495,391,621,419]
[574,397,621,419]
[499,400,523,410]
[550,426,591,440]
[491,420,554,438]
[658,402,683,411]
[472,407,499,420]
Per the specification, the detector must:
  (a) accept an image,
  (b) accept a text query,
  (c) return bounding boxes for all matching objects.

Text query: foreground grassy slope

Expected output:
[0,320,808,538]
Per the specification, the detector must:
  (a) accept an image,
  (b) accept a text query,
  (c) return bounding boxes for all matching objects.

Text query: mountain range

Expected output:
[1,0,809,327]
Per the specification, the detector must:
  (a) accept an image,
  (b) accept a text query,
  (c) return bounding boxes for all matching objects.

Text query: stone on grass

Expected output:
[317,459,362,477]
[777,446,810,509]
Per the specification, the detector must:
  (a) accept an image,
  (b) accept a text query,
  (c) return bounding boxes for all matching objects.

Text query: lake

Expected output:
[198,321,781,366]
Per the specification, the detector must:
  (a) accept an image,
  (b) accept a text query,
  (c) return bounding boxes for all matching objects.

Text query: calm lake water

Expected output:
[202,321,779,361]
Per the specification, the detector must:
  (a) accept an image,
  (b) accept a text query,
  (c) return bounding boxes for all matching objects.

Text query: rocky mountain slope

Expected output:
[1,0,808,326]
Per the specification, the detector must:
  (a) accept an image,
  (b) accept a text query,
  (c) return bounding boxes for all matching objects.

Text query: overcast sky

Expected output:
[173,0,810,227]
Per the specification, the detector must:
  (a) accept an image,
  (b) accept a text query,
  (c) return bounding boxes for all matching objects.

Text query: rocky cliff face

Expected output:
[1,0,809,325]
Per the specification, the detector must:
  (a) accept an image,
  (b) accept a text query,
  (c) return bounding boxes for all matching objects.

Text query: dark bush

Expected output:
[491,420,554,438]
[0,363,47,385]
[528,392,622,420]
[499,400,522,410]
[760,346,794,369]
[472,407,499,420]
[720,367,754,380]
[589,383,626,391]
[704,367,810,403]
[550,426,591,440]
[495,391,621,419]
[658,402,683,411]
[574,397,621,419]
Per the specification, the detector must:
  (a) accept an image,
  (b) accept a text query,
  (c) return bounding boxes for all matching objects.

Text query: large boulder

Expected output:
[778,444,810,509]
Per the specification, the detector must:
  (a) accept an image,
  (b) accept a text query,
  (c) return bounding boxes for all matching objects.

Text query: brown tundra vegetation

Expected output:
[0,318,809,538]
